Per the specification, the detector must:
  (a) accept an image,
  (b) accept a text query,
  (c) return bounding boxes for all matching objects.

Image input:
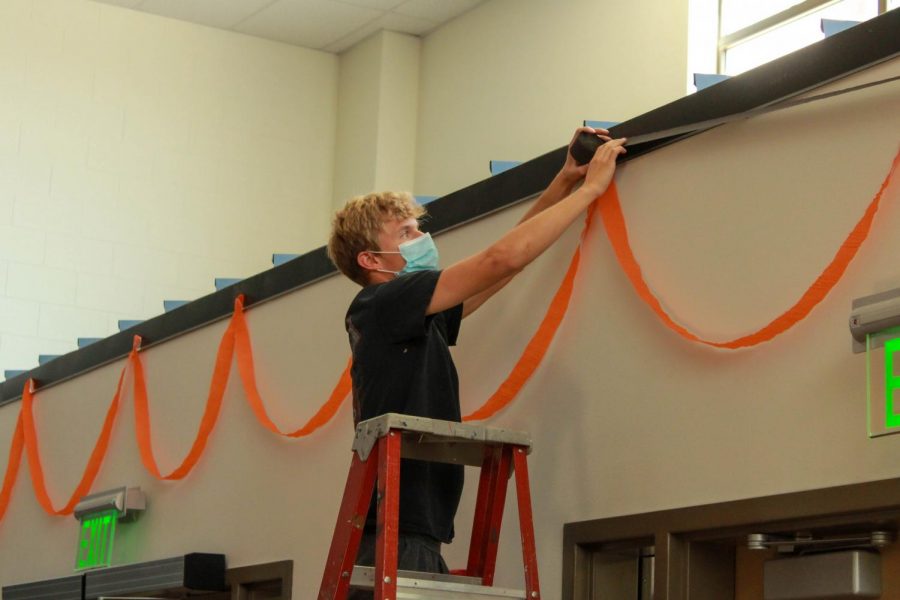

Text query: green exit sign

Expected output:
[75,508,118,571]
[885,336,900,428]
[867,327,900,437]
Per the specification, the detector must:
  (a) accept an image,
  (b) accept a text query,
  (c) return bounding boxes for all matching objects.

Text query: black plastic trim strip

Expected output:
[83,553,226,598]
[1,574,83,600]
[1,8,898,405]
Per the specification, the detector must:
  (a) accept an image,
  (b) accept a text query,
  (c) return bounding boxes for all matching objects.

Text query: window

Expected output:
[718,0,898,75]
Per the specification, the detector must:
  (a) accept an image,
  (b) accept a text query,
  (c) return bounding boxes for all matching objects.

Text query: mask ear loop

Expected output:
[365,250,403,277]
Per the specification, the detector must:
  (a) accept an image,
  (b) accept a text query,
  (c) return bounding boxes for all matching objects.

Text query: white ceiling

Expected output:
[91,0,486,53]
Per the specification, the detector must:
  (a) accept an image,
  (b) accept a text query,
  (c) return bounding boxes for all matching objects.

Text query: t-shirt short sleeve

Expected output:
[443,303,463,346]
[373,270,441,342]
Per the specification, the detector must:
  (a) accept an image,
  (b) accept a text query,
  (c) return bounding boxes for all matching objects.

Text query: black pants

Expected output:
[347,532,449,600]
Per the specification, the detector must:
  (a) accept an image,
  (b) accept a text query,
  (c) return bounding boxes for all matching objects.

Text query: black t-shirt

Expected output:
[346,270,465,543]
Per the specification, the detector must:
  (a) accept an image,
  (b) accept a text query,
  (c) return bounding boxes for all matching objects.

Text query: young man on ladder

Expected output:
[326,128,625,598]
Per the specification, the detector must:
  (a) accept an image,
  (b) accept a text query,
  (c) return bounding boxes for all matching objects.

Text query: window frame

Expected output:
[717,0,891,73]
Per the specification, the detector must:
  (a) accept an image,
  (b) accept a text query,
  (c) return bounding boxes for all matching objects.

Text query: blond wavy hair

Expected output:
[328,191,426,286]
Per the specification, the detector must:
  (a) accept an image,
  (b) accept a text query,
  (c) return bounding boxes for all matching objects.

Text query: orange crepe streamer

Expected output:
[464,202,601,421]
[1,150,896,527]
[22,370,125,515]
[231,296,353,437]
[131,323,235,480]
[129,297,352,483]
[598,148,900,349]
[0,414,24,523]
[463,148,899,418]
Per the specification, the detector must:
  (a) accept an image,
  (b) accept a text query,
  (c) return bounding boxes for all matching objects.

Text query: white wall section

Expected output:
[414,0,690,196]
[332,30,420,209]
[0,0,338,376]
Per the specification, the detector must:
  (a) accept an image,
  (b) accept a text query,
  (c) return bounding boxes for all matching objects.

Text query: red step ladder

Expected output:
[318,413,541,599]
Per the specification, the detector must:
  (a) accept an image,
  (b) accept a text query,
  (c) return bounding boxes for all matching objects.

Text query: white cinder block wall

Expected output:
[0,0,338,378]
[0,0,696,381]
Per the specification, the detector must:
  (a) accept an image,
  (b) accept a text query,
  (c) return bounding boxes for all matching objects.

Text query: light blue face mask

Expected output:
[372,232,440,276]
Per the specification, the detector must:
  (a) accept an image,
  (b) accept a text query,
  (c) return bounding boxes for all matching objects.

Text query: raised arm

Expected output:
[427,135,626,316]
[459,127,610,317]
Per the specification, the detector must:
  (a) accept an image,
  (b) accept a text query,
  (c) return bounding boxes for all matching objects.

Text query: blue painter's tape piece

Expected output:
[693,73,731,91]
[39,355,61,365]
[118,320,143,331]
[822,19,859,37]
[414,195,438,205]
[163,300,189,312]
[272,254,300,267]
[78,337,103,348]
[215,278,242,291]
[489,161,521,176]
[4,370,28,380]
[583,120,620,130]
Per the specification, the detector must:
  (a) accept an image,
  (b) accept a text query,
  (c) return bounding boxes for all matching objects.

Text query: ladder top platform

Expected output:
[352,413,532,462]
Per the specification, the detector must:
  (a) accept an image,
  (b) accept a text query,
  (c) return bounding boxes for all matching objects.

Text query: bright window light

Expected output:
[722,0,880,75]
[720,0,808,35]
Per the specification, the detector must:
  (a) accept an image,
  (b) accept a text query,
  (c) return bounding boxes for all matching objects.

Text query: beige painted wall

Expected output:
[333,32,383,206]
[414,0,691,197]
[332,30,420,209]
[1,56,897,598]
[0,0,338,377]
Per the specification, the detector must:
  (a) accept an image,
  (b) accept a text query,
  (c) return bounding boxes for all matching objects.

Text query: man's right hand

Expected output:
[581,138,627,197]
[560,126,610,184]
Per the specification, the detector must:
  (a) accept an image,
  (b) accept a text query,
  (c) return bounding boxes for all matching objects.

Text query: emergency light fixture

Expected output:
[849,287,900,353]
[850,288,900,438]
[73,487,146,571]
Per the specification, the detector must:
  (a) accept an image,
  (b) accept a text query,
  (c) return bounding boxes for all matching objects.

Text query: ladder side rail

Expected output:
[479,445,513,585]
[375,431,402,600]
[512,446,541,598]
[318,448,380,600]
[466,446,501,577]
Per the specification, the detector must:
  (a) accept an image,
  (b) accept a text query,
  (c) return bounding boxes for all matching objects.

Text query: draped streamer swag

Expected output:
[1,148,897,526]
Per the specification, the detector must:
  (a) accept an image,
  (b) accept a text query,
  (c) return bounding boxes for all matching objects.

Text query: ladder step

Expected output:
[353,413,531,463]
[350,566,525,598]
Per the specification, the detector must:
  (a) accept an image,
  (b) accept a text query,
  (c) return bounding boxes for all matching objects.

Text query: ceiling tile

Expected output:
[138,0,276,29]
[235,0,383,49]
[375,11,437,35]
[91,0,145,9]
[393,0,482,23]
[323,10,433,52]
[333,0,406,10]
[321,22,381,53]
[92,0,488,52]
